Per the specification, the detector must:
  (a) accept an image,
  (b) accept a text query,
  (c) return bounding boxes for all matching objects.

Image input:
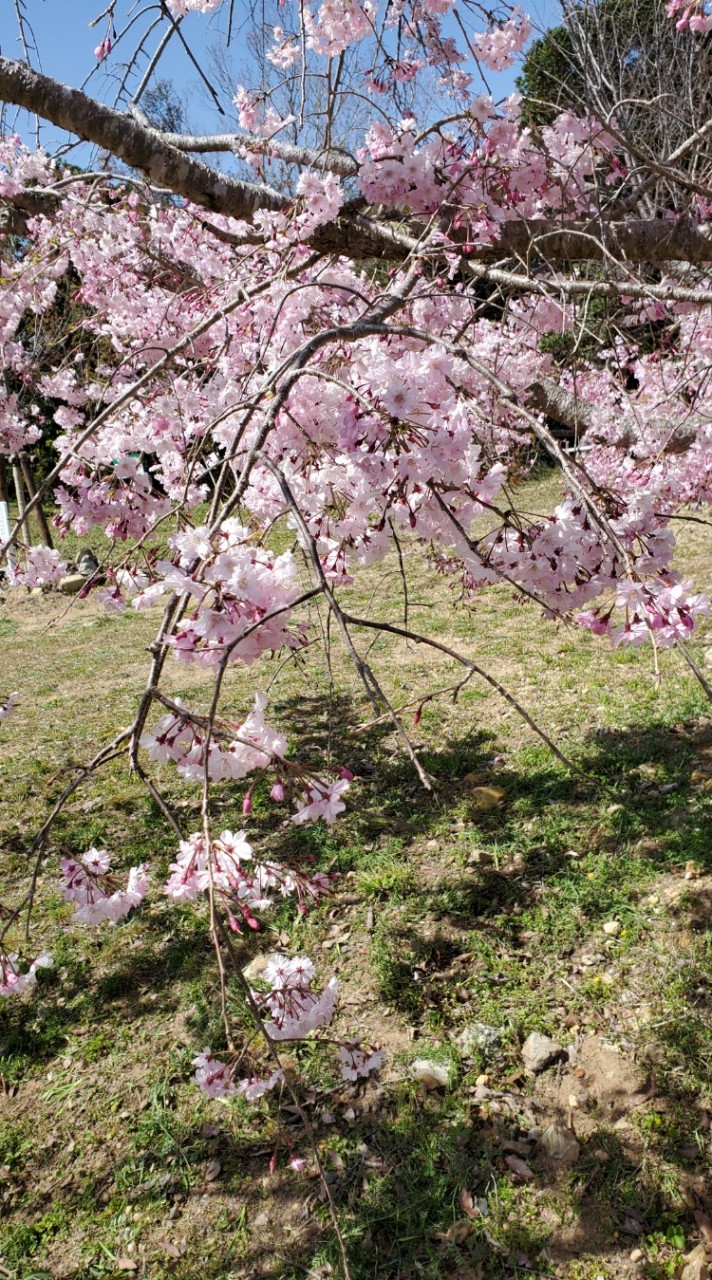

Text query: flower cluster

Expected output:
[140,693,287,783]
[163,830,330,926]
[666,0,712,29]
[0,951,52,998]
[0,692,17,722]
[141,693,351,824]
[472,10,532,70]
[7,547,67,590]
[192,954,382,1103]
[253,954,339,1040]
[60,849,150,925]
[167,0,223,14]
[338,1040,383,1080]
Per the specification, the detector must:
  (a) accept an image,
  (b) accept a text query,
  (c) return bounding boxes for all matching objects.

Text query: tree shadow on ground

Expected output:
[3,697,711,1279]
[267,700,712,1278]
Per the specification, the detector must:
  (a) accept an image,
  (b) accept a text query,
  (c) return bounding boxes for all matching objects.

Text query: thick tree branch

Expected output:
[0,56,284,220]
[3,58,712,267]
[526,380,595,434]
[471,217,712,265]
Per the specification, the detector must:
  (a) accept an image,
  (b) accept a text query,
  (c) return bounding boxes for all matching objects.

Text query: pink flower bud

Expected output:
[338,766,355,782]
[242,790,253,815]
[270,782,285,802]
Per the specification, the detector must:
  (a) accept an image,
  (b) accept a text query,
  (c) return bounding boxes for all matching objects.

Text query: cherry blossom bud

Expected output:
[242,790,253,815]
[338,766,354,782]
[270,781,285,802]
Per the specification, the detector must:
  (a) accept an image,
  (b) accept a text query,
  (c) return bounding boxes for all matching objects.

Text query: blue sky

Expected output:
[0,0,561,157]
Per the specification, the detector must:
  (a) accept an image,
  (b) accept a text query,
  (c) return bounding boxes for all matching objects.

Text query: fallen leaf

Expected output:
[435,1219,472,1245]
[460,1188,480,1219]
[205,1159,221,1181]
[469,785,507,810]
[694,1210,712,1243]
[505,1155,534,1180]
[116,1259,137,1273]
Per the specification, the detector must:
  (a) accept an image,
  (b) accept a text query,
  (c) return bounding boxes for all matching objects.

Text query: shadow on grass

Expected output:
[2,695,711,1278]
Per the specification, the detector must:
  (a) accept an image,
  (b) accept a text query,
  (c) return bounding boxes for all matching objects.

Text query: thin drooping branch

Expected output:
[216,920,353,1280]
[0,729,133,946]
[338,610,582,775]
[257,451,436,790]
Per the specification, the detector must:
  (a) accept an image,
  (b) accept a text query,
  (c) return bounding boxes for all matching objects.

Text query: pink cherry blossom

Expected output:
[61,850,149,925]
[0,951,52,998]
[193,1048,237,1099]
[254,955,339,1040]
[338,1041,383,1080]
[292,779,350,825]
[0,692,17,722]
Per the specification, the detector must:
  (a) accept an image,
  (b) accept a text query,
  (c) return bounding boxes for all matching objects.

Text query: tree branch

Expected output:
[0,56,284,220]
[3,57,712,267]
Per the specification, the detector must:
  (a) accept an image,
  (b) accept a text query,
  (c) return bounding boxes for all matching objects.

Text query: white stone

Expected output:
[521,1031,563,1073]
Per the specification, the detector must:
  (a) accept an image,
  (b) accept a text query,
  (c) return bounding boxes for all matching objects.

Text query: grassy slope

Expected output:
[1,473,711,1280]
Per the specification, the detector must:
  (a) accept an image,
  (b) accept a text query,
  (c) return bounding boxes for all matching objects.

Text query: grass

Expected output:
[1,471,712,1278]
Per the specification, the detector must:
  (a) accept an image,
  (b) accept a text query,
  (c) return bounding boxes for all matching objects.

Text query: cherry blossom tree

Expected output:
[1,1,712,1261]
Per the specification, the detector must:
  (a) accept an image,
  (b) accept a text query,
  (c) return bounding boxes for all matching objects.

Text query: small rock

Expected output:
[410,1058,451,1089]
[540,1123,580,1164]
[521,1031,563,1074]
[59,573,87,595]
[680,1244,709,1280]
[629,1249,644,1263]
[456,1022,502,1057]
[603,920,621,936]
[75,549,100,577]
